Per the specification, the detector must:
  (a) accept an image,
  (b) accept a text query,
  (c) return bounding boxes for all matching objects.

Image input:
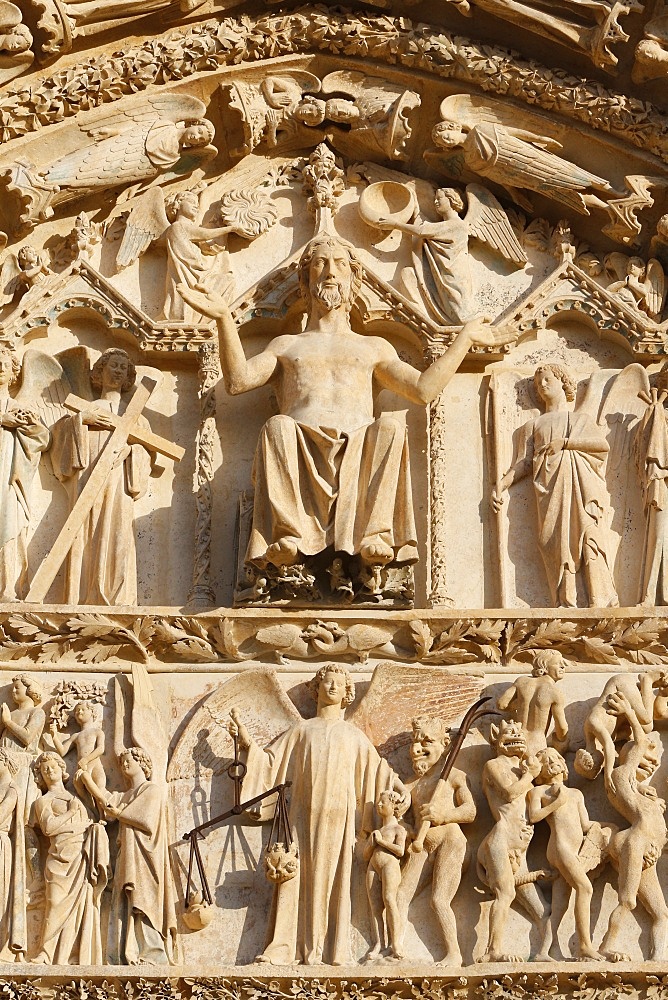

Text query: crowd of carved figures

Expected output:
[9,657,668,967]
[0,666,175,966]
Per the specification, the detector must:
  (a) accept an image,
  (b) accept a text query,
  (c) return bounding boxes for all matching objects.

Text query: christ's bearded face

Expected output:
[309,246,353,312]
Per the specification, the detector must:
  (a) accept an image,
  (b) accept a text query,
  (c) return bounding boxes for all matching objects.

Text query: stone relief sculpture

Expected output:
[635,373,668,605]
[292,72,420,162]
[364,789,408,963]
[0,346,50,601]
[31,751,109,965]
[497,650,569,754]
[0,2,32,85]
[50,349,155,606]
[116,184,278,321]
[598,693,668,962]
[397,716,476,967]
[430,0,641,69]
[228,664,408,965]
[633,2,668,81]
[46,700,106,813]
[181,231,509,605]
[527,748,610,961]
[492,363,618,608]
[431,95,655,244]
[1,95,216,234]
[226,72,321,155]
[476,720,551,963]
[362,182,526,324]
[0,247,52,316]
[605,253,666,321]
[0,748,25,962]
[573,671,667,783]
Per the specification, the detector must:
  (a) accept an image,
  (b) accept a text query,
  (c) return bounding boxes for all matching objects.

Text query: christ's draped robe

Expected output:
[243,716,396,965]
[246,413,418,568]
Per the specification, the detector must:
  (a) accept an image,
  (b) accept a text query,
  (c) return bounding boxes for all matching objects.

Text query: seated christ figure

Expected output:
[181,232,505,572]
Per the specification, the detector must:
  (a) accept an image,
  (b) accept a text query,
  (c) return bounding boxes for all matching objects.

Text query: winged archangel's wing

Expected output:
[346,661,485,759]
[577,364,651,604]
[114,662,171,785]
[167,666,301,783]
[464,184,527,267]
[13,345,93,428]
[75,93,209,141]
[438,93,568,145]
[116,187,170,271]
[321,70,404,105]
[0,252,22,308]
[645,259,666,321]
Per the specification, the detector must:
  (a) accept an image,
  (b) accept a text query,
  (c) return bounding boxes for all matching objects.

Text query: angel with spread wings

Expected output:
[0,246,52,317]
[0,346,51,601]
[169,663,483,966]
[431,94,617,216]
[605,253,666,323]
[116,185,277,322]
[372,184,526,324]
[2,94,216,232]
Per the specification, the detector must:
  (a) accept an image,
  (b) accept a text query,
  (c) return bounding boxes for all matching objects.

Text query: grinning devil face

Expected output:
[491,719,527,758]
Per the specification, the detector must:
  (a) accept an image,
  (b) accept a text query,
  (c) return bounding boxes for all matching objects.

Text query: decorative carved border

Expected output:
[1,7,668,166]
[2,607,668,667]
[0,971,665,1000]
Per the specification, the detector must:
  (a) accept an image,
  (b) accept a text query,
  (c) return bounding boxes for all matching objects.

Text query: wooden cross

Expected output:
[26,375,186,604]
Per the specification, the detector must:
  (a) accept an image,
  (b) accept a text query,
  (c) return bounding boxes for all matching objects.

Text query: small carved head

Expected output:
[532,649,567,681]
[657,214,668,241]
[293,96,327,126]
[627,256,645,277]
[377,788,409,820]
[435,187,464,216]
[622,730,663,783]
[90,348,136,395]
[298,233,363,315]
[310,663,355,708]
[431,120,467,149]
[165,189,199,223]
[119,746,153,781]
[410,716,450,776]
[536,747,568,783]
[34,751,68,790]
[12,672,41,705]
[534,363,577,405]
[181,119,215,148]
[74,699,102,726]
[17,245,40,269]
[0,345,20,388]
[489,718,527,757]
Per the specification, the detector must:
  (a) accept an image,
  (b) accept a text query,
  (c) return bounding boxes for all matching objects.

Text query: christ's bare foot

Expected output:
[265,537,300,567]
[360,537,393,566]
[577,947,604,961]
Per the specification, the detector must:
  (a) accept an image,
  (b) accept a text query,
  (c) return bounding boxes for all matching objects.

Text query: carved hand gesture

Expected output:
[82,408,115,430]
[177,283,234,323]
[228,709,251,750]
[0,704,10,724]
[461,319,516,350]
[491,489,504,512]
[521,754,542,779]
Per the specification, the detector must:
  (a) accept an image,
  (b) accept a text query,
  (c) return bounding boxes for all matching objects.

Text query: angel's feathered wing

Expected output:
[0,252,21,308]
[167,666,301,783]
[115,662,170,784]
[116,187,170,270]
[13,347,91,430]
[464,184,527,267]
[645,259,666,321]
[439,93,567,145]
[346,661,484,758]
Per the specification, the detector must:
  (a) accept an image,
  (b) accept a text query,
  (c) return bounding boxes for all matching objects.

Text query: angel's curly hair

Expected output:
[298,234,363,313]
[165,189,199,224]
[33,751,68,790]
[13,673,42,705]
[310,663,355,708]
[119,746,152,781]
[436,187,464,213]
[90,348,136,394]
[534,363,577,403]
[0,345,21,387]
